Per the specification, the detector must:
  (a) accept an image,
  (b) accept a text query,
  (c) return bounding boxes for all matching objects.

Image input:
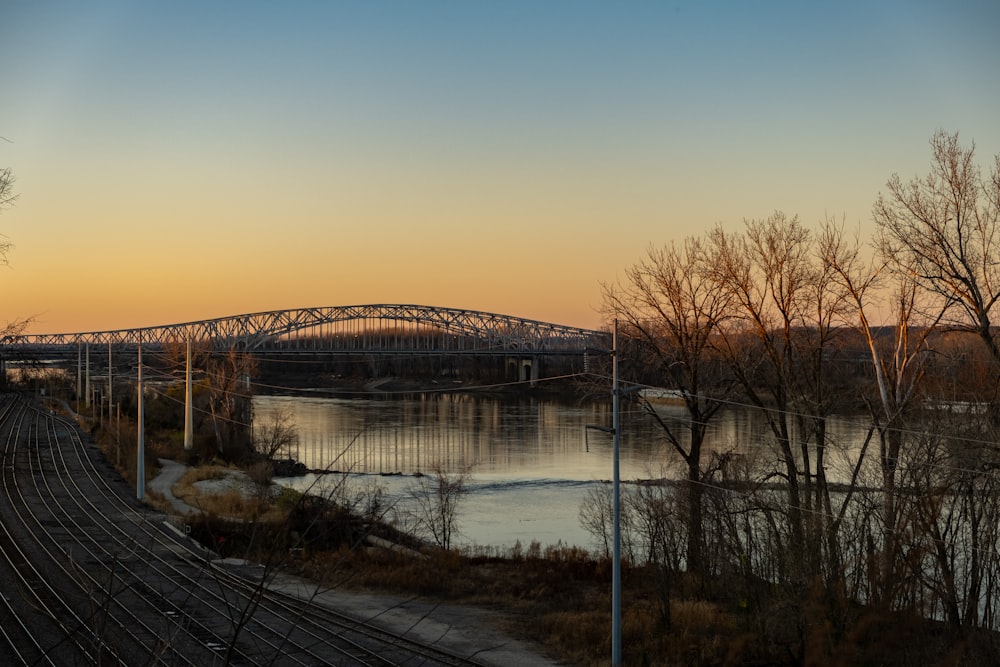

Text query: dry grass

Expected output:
[142,487,171,514]
[173,466,238,509]
[169,465,289,522]
[177,465,235,485]
[294,544,756,666]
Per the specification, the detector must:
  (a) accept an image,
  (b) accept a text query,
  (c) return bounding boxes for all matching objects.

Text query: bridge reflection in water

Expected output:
[256,393,873,485]
[254,394,643,479]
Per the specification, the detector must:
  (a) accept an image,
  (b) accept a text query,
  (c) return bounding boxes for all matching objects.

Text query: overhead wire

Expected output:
[99,345,1000,570]
[79,330,1000,605]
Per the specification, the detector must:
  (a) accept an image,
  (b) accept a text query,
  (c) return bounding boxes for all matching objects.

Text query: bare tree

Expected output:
[204,347,256,458]
[0,166,31,342]
[245,408,300,505]
[578,483,615,559]
[874,130,1000,363]
[869,132,1000,627]
[604,236,732,576]
[579,482,639,564]
[706,214,811,573]
[408,464,471,550]
[152,338,256,458]
[820,219,943,607]
[253,408,299,461]
[0,167,14,268]
[707,212,852,587]
[0,167,16,212]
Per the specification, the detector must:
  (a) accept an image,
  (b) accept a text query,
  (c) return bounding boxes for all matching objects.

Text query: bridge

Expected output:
[0,304,609,383]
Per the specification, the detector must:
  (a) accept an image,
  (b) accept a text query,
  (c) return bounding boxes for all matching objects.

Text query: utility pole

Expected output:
[137,343,145,500]
[108,341,113,425]
[612,318,622,667]
[184,335,193,450]
[85,343,90,409]
[583,322,624,667]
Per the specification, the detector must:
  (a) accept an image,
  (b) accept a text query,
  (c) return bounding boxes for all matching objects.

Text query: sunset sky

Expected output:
[2,1,998,334]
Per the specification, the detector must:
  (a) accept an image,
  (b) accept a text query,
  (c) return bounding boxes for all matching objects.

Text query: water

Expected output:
[258,393,870,551]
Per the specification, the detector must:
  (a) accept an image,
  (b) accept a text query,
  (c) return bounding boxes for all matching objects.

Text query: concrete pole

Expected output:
[137,344,145,500]
[107,341,113,425]
[612,318,622,667]
[184,335,194,450]
[77,343,82,405]
[85,343,90,409]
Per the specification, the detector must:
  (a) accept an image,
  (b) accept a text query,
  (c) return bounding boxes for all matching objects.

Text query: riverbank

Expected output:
[147,459,560,666]
[145,457,1000,667]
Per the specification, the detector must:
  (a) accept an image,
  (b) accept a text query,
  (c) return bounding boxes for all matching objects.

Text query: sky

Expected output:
[1,1,999,335]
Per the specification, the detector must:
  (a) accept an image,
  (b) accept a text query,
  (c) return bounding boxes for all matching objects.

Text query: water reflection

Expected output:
[255,394,872,485]
[258,394,877,549]
[254,394,678,481]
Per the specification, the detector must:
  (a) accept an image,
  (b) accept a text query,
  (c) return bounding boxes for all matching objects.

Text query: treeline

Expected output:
[589,131,1000,662]
[252,347,585,388]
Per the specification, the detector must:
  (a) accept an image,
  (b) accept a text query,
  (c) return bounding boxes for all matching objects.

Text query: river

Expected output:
[257,392,870,552]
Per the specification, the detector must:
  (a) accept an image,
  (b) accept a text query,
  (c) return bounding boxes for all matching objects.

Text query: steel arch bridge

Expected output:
[0,304,608,357]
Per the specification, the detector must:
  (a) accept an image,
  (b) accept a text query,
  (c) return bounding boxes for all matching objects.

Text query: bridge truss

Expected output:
[0,305,607,357]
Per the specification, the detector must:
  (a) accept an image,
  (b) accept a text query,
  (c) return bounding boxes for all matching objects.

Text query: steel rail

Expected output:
[4,393,491,665]
[27,399,355,666]
[51,399,493,666]
[0,397,63,665]
[0,396,125,664]
[52,406,493,666]
[2,395,288,664]
[17,402,192,664]
[41,408,416,666]
[26,406,230,665]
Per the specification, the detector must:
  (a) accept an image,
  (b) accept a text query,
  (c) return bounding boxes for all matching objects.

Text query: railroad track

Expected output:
[0,393,490,666]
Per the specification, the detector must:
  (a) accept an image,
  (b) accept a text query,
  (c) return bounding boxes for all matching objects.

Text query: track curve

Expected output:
[0,392,491,666]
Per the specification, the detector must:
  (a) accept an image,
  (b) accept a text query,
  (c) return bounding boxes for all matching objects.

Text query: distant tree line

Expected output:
[252,337,586,388]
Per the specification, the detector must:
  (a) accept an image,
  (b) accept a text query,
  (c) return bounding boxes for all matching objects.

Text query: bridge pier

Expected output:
[506,357,539,387]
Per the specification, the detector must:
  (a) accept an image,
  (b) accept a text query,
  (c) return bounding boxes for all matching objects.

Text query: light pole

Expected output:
[584,321,624,666]
[611,319,622,667]
[184,334,194,450]
[108,341,113,425]
[137,343,145,500]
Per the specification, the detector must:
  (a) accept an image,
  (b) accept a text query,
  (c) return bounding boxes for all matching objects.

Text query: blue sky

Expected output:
[1,1,998,332]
